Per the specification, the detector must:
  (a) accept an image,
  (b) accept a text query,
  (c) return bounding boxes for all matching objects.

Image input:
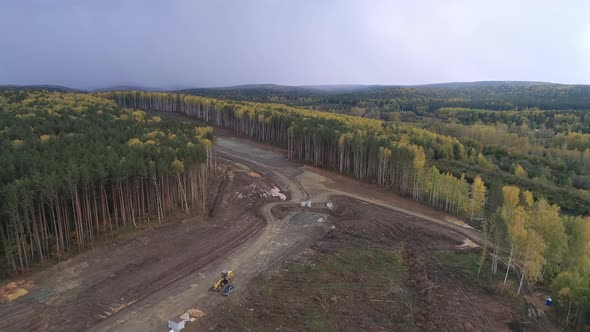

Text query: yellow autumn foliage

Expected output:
[127,138,143,147]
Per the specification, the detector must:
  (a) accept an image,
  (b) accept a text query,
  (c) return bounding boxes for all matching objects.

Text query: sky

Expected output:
[1,0,589,90]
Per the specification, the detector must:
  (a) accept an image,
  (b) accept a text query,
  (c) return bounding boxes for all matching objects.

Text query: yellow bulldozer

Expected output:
[210,271,234,292]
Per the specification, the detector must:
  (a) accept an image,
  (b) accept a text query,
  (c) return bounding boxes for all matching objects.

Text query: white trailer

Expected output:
[168,316,186,332]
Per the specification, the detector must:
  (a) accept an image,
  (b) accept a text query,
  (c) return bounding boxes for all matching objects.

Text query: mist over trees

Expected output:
[181,82,590,112]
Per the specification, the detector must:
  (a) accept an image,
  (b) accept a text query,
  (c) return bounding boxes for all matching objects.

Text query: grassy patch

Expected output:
[436,250,532,321]
[305,316,330,332]
[204,247,418,331]
[437,250,522,291]
[438,250,488,278]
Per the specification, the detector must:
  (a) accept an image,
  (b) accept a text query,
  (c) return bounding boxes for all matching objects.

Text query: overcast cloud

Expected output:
[1,0,589,89]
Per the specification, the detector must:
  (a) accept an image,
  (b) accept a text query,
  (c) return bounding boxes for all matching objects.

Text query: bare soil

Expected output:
[189,195,529,331]
[0,165,272,331]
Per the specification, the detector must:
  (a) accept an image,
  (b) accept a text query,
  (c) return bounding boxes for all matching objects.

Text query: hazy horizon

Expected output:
[1,0,589,90]
[4,80,590,92]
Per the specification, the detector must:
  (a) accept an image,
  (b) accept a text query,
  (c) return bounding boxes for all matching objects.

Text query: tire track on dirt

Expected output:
[214,137,503,330]
[215,141,308,202]
[85,141,317,332]
[334,198,508,331]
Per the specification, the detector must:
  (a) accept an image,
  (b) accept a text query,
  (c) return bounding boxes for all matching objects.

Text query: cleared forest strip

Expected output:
[105,92,590,328]
[105,91,486,222]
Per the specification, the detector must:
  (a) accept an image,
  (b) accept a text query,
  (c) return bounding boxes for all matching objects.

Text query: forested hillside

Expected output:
[183,82,590,215]
[106,91,589,326]
[0,91,213,275]
[181,81,590,113]
[426,109,590,182]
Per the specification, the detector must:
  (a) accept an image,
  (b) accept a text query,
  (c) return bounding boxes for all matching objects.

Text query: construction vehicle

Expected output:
[210,271,234,292]
[222,284,235,296]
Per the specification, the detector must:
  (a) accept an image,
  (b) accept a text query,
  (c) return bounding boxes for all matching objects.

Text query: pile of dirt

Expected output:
[180,308,206,322]
[270,186,287,200]
[446,216,476,229]
[0,280,33,302]
[233,182,288,206]
[456,238,480,249]
[185,308,205,318]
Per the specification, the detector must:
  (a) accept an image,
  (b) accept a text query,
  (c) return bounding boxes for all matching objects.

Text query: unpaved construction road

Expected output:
[0,125,536,331]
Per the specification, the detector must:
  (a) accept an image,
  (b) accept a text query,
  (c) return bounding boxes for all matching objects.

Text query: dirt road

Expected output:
[216,135,483,243]
[0,135,328,331]
[0,128,516,331]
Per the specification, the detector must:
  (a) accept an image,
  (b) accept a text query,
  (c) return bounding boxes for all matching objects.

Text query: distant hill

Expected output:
[3,81,590,111]
[91,85,171,92]
[416,81,554,88]
[181,83,379,94]
[180,81,569,94]
[0,84,83,93]
[178,84,327,101]
[179,81,590,111]
[296,84,376,92]
[0,84,182,93]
